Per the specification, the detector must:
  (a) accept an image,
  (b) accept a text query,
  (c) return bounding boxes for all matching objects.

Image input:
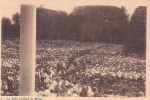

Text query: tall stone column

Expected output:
[20,5,36,96]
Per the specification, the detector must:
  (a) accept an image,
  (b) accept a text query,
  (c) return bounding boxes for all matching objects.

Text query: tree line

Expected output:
[1,6,146,56]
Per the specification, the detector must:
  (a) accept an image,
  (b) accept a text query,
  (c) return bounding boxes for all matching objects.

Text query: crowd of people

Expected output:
[1,39,146,97]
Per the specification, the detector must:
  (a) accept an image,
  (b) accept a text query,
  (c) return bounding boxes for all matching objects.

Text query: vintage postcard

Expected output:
[0,0,149,100]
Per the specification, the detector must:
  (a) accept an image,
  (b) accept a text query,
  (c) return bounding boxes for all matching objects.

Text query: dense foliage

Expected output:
[1,6,146,55]
[124,7,146,56]
[2,13,20,39]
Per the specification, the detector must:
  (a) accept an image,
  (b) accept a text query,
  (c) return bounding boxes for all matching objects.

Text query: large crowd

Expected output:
[1,39,146,97]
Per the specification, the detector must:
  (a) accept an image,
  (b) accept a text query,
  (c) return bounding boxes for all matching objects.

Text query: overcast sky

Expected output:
[0,0,148,19]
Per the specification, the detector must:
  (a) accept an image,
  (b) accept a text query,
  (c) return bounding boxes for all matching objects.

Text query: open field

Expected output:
[1,39,146,97]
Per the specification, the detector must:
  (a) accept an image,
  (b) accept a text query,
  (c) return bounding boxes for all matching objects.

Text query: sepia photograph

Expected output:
[0,0,149,99]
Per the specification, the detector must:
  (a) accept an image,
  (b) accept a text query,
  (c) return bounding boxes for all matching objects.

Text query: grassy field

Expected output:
[1,39,146,97]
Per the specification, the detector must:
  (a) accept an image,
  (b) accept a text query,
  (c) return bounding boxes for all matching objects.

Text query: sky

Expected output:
[0,0,148,19]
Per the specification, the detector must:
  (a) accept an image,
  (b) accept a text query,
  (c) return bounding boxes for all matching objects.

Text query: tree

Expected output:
[36,7,69,40]
[2,6,130,43]
[70,6,129,43]
[11,13,20,38]
[116,6,129,44]
[2,13,20,39]
[124,6,146,56]
[2,17,12,39]
[12,13,20,25]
